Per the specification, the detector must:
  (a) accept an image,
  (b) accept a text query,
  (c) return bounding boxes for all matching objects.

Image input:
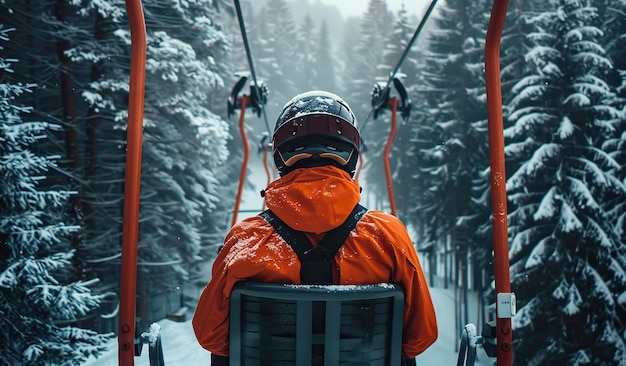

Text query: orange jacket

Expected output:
[192,165,437,358]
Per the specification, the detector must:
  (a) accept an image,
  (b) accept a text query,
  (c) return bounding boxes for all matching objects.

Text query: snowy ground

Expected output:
[83,286,494,366]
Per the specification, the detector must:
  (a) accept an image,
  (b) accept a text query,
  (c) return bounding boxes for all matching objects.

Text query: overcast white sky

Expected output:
[313,0,431,18]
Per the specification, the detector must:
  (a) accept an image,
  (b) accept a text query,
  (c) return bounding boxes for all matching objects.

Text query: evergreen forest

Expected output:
[1,0,625,364]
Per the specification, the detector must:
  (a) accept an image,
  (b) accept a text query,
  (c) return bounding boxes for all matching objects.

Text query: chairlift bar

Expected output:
[361,0,438,131]
[119,0,147,365]
[384,0,438,92]
[485,0,513,365]
[233,0,271,135]
[231,96,251,227]
[383,98,399,216]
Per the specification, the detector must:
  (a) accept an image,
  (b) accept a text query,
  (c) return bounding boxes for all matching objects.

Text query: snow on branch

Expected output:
[513,297,540,329]
[504,111,556,139]
[565,176,601,213]
[507,144,559,191]
[504,138,540,160]
[572,75,612,98]
[567,40,605,56]
[582,218,614,249]
[563,93,590,109]
[534,187,559,221]
[557,200,583,234]
[562,145,620,171]
[525,236,553,270]
[564,26,604,42]
[524,45,559,65]
[562,283,583,316]
[571,52,612,70]
[585,264,615,308]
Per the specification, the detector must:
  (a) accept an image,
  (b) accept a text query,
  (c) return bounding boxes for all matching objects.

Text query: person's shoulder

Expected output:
[231,214,270,230]
[359,209,415,255]
[362,209,406,227]
[220,215,279,266]
[225,215,272,241]
[359,209,411,238]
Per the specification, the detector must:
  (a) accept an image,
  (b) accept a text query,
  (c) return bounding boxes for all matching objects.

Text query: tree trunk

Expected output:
[56,0,85,281]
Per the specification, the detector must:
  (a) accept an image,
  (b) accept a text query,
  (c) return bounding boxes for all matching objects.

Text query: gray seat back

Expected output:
[229,282,404,366]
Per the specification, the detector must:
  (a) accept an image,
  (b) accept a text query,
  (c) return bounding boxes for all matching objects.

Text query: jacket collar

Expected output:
[264,166,361,234]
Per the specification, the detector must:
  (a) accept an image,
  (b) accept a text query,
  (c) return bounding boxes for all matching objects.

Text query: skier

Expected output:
[193,91,438,365]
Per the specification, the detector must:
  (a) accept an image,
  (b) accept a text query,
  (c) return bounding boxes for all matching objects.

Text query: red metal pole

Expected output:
[485,0,513,365]
[383,98,398,216]
[119,0,146,365]
[231,96,250,227]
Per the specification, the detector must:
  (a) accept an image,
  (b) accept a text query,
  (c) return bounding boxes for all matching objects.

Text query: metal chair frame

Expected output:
[229,282,404,366]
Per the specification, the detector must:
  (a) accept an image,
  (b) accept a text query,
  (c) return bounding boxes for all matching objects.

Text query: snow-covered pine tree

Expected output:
[340,0,392,122]
[398,0,498,339]
[363,5,422,217]
[505,1,626,364]
[0,25,110,365]
[294,14,317,91]
[379,5,421,88]
[1,0,106,285]
[66,0,235,324]
[313,20,338,93]
[258,0,299,112]
[137,0,232,307]
[407,0,492,260]
[245,1,272,95]
[596,0,626,253]
[0,0,125,332]
[468,0,549,303]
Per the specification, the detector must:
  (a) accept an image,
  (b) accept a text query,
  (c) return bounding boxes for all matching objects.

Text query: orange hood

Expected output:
[264,165,361,234]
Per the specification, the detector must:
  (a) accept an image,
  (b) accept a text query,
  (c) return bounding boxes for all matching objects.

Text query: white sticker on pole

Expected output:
[497,292,516,318]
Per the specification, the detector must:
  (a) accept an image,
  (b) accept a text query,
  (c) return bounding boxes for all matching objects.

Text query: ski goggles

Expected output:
[272,113,360,152]
[277,142,357,168]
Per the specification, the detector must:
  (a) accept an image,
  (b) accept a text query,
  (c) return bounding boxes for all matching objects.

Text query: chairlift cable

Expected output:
[360,0,438,133]
[233,0,271,136]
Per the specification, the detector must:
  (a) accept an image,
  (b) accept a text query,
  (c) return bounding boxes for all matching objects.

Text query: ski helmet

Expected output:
[273,91,360,177]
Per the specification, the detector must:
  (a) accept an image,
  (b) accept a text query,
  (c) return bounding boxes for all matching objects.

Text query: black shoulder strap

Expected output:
[259,204,367,284]
[317,204,367,255]
[258,209,313,259]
